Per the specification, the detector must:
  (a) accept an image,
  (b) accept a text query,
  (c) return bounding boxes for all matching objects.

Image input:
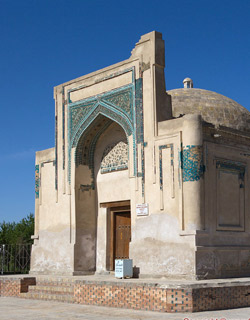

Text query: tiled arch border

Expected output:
[68,101,136,183]
[67,67,144,184]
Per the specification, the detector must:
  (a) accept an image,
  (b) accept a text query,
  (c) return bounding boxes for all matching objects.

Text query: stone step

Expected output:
[35,279,75,287]
[20,292,74,303]
[28,284,74,295]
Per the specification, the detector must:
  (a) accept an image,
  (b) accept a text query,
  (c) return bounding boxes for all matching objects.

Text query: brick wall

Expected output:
[193,286,250,312]
[74,281,250,313]
[166,288,193,312]
[0,279,21,297]
[74,282,194,313]
[74,282,169,312]
[0,277,35,297]
[2,277,250,313]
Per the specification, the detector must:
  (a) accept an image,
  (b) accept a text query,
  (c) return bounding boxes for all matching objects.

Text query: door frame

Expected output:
[101,201,130,271]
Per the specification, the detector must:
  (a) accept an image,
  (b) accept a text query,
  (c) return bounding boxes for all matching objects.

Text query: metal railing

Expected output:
[0,244,31,275]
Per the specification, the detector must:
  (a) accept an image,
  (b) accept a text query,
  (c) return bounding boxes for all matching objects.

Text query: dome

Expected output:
[167,88,250,132]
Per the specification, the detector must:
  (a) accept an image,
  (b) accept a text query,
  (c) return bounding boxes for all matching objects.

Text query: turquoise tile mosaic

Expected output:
[55,86,66,191]
[69,101,133,184]
[180,145,204,182]
[35,165,39,199]
[55,114,58,190]
[75,116,112,167]
[66,67,144,189]
[62,88,65,171]
[135,78,144,144]
[135,77,145,197]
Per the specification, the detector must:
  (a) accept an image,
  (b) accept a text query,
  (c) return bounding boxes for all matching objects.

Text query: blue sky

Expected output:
[0,0,249,223]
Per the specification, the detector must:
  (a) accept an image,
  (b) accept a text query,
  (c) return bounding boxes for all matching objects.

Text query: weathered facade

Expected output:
[30,31,250,279]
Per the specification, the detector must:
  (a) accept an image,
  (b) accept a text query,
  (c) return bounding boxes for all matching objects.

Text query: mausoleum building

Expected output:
[30,31,250,280]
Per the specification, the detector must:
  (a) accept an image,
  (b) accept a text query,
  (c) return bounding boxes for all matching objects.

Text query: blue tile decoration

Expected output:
[67,67,144,188]
[103,89,132,118]
[135,77,145,196]
[135,78,144,144]
[55,87,66,191]
[159,144,174,191]
[101,140,128,174]
[35,165,39,199]
[69,102,133,184]
[177,145,182,187]
[70,102,133,147]
[141,144,145,196]
[70,101,96,139]
[75,116,112,167]
[180,145,204,182]
[62,88,65,171]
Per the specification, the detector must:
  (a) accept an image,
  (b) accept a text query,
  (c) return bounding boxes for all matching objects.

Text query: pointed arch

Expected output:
[66,75,144,185]
[68,101,136,183]
[71,102,133,149]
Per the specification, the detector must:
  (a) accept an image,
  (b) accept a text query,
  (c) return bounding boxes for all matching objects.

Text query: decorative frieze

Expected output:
[35,165,39,199]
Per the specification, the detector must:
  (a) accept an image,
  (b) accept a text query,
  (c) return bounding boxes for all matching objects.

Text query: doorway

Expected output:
[114,211,131,261]
[105,204,131,271]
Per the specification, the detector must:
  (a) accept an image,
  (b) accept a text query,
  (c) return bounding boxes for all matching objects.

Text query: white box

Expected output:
[115,259,133,278]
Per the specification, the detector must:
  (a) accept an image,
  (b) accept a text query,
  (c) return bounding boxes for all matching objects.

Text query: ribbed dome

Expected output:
[167,88,250,132]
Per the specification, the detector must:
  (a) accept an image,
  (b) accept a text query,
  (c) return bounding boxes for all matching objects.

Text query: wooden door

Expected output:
[114,212,131,261]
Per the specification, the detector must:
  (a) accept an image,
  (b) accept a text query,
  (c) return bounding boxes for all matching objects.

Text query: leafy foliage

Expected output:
[0,213,34,245]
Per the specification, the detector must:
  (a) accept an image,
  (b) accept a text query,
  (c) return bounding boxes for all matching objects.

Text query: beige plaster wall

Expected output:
[130,213,195,278]
[129,115,202,278]
[31,148,74,275]
[195,129,250,278]
[74,185,96,273]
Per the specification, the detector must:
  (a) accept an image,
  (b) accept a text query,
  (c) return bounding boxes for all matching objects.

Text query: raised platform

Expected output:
[1,274,250,313]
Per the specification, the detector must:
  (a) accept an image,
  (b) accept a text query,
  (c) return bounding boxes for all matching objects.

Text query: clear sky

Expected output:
[0,0,249,223]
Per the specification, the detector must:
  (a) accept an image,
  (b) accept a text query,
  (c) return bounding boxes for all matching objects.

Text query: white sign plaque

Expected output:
[136,203,149,216]
[115,259,124,278]
[115,259,133,278]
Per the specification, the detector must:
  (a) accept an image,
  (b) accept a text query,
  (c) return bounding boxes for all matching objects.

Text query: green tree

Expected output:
[0,221,16,244]
[0,213,34,245]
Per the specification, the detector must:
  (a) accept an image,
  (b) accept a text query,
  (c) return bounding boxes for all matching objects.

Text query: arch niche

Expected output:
[72,107,134,274]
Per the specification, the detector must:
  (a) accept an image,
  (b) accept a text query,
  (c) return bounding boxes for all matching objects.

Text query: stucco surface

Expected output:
[130,213,195,277]
[31,229,73,275]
